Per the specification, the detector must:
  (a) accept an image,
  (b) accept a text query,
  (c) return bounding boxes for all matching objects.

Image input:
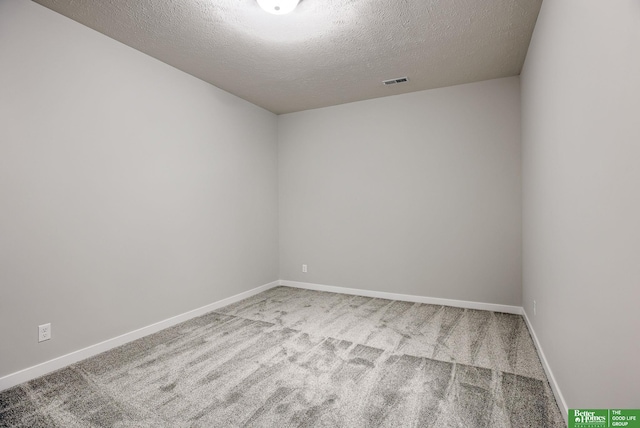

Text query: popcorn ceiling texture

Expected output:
[0,287,565,427]
[32,0,542,114]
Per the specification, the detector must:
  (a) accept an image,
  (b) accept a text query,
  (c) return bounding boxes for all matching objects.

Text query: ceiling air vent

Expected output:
[382,77,409,86]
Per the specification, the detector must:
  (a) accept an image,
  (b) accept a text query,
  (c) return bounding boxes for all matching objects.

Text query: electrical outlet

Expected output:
[533,301,537,316]
[38,323,51,342]
[302,264,308,273]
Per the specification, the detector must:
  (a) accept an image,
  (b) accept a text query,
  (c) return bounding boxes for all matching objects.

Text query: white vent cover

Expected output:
[382,77,409,86]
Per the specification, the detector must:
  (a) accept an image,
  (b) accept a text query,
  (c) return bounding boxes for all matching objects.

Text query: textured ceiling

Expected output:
[32,0,542,114]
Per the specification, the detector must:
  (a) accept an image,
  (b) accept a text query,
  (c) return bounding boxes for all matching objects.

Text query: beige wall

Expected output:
[0,0,278,378]
[522,0,640,408]
[279,77,522,305]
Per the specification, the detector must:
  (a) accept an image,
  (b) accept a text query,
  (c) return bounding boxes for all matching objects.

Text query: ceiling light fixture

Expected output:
[256,0,300,15]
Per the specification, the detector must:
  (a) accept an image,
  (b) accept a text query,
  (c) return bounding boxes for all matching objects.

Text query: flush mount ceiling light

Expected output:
[257,0,300,15]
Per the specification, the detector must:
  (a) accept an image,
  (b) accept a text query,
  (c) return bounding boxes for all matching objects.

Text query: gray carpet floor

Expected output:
[0,286,566,427]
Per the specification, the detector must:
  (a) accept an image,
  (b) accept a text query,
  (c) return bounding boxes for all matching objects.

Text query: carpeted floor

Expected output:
[0,286,566,427]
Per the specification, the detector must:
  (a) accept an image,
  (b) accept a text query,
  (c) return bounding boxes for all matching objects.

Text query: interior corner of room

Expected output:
[1,0,639,422]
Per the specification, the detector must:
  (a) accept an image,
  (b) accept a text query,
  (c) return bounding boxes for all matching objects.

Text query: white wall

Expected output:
[0,0,278,378]
[279,77,522,305]
[522,0,640,409]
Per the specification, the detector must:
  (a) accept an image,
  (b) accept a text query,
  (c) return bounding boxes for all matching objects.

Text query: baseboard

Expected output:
[522,309,568,419]
[278,280,523,315]
[0,280,280,392]
[0,279,537,394]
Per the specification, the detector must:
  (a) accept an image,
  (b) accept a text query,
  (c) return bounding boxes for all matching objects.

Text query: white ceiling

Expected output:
[32,0,542,114]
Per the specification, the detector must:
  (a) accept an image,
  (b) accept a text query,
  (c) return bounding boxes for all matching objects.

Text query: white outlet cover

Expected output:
[38,323,51,342]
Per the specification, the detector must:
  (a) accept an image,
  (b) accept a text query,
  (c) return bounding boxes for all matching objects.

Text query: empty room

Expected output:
[1,0,638,426]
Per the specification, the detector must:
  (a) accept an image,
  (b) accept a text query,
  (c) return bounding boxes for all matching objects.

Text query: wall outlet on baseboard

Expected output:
[38,323,51,342]
[533,300,537,316]
[302,264,308,273]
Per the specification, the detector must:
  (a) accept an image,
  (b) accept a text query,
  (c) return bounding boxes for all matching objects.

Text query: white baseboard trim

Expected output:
[2,279,552,403]
[522,309,568,419]
[0,280,280,392]
[278,280,523,315]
